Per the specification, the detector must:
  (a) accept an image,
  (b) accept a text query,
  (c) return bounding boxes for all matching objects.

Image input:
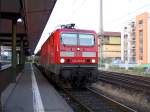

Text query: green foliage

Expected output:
[106,65,150,77]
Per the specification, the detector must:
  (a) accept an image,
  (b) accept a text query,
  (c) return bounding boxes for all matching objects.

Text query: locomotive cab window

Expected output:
[61,33,77,45]
[61,33,95,46]
[79,34,95,46]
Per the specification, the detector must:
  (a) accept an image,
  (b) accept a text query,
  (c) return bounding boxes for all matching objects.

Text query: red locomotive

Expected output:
[40,24,98,87]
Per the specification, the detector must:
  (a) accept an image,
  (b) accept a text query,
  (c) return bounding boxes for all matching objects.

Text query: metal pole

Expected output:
[12,19,17,81]
[99,0,103,67]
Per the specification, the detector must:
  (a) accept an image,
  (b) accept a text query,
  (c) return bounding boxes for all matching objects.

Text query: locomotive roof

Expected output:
[41,28,97,49]
[55,28,96,34]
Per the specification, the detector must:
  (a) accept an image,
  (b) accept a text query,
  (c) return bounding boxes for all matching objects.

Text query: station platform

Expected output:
[2,63,74,112]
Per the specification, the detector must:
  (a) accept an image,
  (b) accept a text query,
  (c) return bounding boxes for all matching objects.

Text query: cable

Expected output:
[71,0,87,17]
[109,3,150,24]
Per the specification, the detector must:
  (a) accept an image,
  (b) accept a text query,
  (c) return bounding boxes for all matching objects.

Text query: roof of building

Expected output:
[98,32,121,37]
[104,32,121,36]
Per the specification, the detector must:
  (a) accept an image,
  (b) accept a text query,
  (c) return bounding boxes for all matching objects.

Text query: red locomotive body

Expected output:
[40,24,98,87]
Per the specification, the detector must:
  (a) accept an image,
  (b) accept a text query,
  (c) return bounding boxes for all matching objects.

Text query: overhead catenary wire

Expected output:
[108,3,150,25]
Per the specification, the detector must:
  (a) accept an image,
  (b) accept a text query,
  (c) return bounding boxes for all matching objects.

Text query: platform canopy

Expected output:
[0,0,57,54]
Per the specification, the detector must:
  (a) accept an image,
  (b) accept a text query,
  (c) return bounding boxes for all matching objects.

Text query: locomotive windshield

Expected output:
[61,33,77,45]
[61,33,95,46]
[79,34,94,46]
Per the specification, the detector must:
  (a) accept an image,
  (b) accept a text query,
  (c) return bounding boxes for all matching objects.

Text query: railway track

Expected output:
[98,70,150,93]
[60,87,136,112]
[36,64,137,112]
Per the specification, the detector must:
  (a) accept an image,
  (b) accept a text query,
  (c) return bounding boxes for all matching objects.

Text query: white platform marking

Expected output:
[31,64,45,112]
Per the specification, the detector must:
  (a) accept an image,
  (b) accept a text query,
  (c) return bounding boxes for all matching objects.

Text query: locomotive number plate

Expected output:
[72,59,85,63]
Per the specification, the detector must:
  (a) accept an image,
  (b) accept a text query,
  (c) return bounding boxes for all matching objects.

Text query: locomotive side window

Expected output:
[61,33,77,45]
[79,34,95,46]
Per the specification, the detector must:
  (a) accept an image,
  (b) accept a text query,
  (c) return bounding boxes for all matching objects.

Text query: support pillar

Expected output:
[20,37,24,65]
[12,19,17,81]
[17,51,20,65]
[0,43,1,62]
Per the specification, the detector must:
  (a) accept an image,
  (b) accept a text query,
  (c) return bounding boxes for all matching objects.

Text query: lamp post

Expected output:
[99,0,103,68]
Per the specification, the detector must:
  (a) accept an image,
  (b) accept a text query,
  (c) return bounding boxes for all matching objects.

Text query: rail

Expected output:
[0,64,11,70]
[35,64,137,112]
[87,87,136,112]
[60,87,136,112]
[98,70,150,93]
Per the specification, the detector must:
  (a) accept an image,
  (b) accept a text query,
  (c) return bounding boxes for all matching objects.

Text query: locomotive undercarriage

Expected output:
[60,64,98,88]
[41,64,98,88]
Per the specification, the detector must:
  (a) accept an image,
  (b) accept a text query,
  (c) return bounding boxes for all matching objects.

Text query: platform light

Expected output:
[17,18,23,23]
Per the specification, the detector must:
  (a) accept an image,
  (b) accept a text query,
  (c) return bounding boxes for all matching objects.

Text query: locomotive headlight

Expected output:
[60,58,65,63]
[91,59,96,63]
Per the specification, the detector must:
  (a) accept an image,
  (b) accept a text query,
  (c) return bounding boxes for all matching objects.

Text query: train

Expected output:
[40,24,98,87]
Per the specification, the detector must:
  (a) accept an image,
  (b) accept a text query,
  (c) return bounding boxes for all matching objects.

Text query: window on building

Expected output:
[124,34,128,38]
[103,36,109,44]
[139,20,143,28]
[131,22,135,27]
[132,41,136,45]
[139,20,143,24]
[140,55,143,60]
[132,49,136,54]
[132,57,136,63]
[124,27,127,29]
[124,56,127,61]
[139,30,143,60]
[124,40,128,49]
[132,37,136,41]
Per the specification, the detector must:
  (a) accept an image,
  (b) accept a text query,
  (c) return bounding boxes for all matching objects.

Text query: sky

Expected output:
[34,0,150,54]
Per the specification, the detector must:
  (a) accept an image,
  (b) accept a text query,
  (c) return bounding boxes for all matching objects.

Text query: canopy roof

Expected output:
[0,0,57,54]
